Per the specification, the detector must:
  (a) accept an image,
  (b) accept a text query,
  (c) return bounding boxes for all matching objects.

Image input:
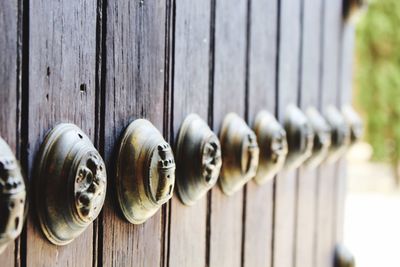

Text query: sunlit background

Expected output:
[345,0,400,266]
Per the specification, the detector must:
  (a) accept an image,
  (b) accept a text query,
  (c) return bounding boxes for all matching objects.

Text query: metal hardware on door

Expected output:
[343,0,366,22]
[324,105,351,163]
[175,114,222,206]
[304,107,332,169]
[252,110,288,184]
[0,137,26,254]
[334,244,355,267]
[116,119,175,224]
[284,105,314,170]
[342,105,363,146]
[219,113,259,195]
[35,124,107,245]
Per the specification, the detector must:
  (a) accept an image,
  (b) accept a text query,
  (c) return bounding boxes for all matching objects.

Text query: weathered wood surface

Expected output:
[0,0,21,265]
[209,0,248,266]
[295,0,323,267]
[168,1,211,266]
[0,1,355,266]
[243,0,278,266]
[101,1,169,266]
[315,1,344,267]
[273,1,302,267]
[25,0,98,266]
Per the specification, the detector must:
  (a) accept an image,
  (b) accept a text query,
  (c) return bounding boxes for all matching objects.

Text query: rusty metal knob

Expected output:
[253,110,288,184]
[35,123,107,245]
[219,113,259,195]
[0,137,26,254]
[175,114,222,205]
[116,119,175,224]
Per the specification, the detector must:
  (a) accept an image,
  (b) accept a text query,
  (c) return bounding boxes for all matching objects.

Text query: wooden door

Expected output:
[0,0,355,266]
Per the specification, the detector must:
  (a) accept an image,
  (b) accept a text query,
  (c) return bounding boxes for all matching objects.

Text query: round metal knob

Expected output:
[284,105,314,170]
[175,114,222,206]
[304,107,332,169]
[253,110,288,184]
[335,244,355,267]
[116,119,175,224]
[343,0,366,22]
[219,113,259,195]
[342,105,363,146]
[324,105,351,163]
[35,123,107,245]
[0,137,26,254]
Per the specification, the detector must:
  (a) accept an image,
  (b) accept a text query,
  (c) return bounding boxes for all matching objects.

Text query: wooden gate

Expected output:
[0,0,356,266]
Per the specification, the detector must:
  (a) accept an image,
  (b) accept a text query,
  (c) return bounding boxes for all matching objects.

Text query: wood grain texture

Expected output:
[25,0,97,266]
[273,0,301,267]
[209,0,247,266]
[244,0,278,266]
[101,1,168,266]
[0,0,20,265]
[168,1,211,266]
[315,1,343,266]
[294,0,322,266]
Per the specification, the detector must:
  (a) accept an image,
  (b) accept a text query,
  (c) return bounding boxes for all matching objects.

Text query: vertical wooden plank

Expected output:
[244,0,277,266]
[209,0,247,266]
[335,22,355,243]
[315,0,343,266]
[0,0,20,265]
[294,0,322,267]
[102,1,168,266]
[273,0,302,267]
[26,0,97,266]
[168,1,211,266]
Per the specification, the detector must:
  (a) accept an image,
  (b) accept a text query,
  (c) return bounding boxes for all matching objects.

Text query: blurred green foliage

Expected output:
[356,0,400,165]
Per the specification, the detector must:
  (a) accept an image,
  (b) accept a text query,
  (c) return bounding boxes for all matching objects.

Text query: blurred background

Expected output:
[345,0,400,266]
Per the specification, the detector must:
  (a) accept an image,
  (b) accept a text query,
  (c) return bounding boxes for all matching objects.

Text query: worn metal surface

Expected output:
[253,111,288,184]
[116,119,175,224]
[324,106,351,163]
[284,105,314,170]
[175,114,221,206]
[219,113,259,196]
[0,137,25,254]
[35,124,106,245]
[305,107,332,169]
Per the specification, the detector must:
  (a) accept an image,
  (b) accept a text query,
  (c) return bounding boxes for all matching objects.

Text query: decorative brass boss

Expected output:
[324,105,351,163]
[219,113,259,195]
[175,114,222,205]
[35,124,107,245]
[304,107,332,169]
[284,105,314,170]
[342,105,363,146]
[116,119,175,224]
[0,137,26,254]
[253,110,288,184]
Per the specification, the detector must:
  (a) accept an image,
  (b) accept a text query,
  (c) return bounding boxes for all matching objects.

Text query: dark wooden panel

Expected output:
[244,0,278,266]
[25,0,97,266]
[209,0,247,266]
[0,0,20,265]
[335,23,355,243]
[273,1,302,267]
[168,0,211,266]
[295,0,322,266]
[101,1,168,266]
[315,1,343,266]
